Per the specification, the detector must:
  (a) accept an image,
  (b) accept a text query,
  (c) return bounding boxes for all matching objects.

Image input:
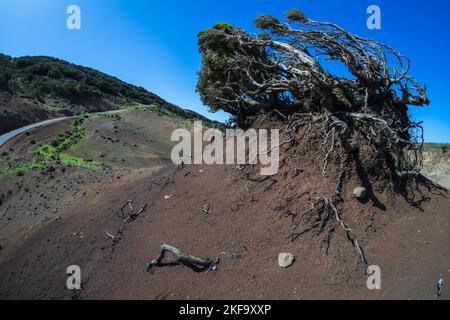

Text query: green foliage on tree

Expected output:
[196,22,274,124]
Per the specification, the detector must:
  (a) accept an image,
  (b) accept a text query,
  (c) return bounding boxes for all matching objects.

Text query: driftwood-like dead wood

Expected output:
[106,200,147,243]
[145,243,219,273]
[202,204,211,215]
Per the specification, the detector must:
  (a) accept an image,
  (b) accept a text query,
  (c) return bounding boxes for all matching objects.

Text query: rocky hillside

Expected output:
[422,143,450,189]
[0,54,221,134]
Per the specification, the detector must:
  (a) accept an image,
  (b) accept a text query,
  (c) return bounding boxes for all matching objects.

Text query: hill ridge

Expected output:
[0,54,222,134]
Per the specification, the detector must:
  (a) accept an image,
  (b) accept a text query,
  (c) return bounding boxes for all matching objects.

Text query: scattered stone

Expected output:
[292,168,302,177]
[353,187,367,200]
[202,204,211,215]
[437,278,444,297]
[278,253,295,268]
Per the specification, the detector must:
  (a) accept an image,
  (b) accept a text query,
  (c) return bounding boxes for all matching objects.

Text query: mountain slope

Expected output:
[0,115,449,299]
[0,54,221,134]
[1,150,449,300]
[422,143,450,189]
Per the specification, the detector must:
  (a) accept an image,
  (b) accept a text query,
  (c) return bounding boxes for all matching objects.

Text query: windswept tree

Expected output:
[197,9,429,182]
[197,10,429,120]
[197,10,435,267]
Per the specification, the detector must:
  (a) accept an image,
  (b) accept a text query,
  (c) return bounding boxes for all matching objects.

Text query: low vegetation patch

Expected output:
[0,117,102,177]
[98,113,122,121]
[35,117,102,169]
[0,160,46,176]
[128,103,223,129]
[58,154,102,170]
[0,154,9,164]
[36,118,86,157]
[424,143,450,153]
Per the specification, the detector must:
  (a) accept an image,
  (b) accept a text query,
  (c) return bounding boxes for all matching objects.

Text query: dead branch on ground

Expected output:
[145,243,219,273]
[106,200,147,243]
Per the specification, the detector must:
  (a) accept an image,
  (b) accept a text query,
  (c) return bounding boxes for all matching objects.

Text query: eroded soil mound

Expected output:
[0,118,449,300]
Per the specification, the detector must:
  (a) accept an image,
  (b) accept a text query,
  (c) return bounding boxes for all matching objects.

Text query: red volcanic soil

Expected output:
[0,160,449,300]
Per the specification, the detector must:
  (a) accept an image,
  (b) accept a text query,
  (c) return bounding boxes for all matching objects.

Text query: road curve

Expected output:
[0,109,127,147]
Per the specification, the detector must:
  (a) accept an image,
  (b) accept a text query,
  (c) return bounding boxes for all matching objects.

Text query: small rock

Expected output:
[437,278,444,297]
[353,187,367,200]
[278,253,295,268]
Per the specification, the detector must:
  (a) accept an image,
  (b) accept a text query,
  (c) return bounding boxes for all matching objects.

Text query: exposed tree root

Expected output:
[241,113,381,269]
[286,193,368,269]
[321,197,368,268]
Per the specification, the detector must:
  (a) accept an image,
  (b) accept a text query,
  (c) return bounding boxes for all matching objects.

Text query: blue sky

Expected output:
[0,0,449,142]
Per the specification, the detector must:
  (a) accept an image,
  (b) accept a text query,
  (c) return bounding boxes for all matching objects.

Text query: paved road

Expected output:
[0,110,127,147]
